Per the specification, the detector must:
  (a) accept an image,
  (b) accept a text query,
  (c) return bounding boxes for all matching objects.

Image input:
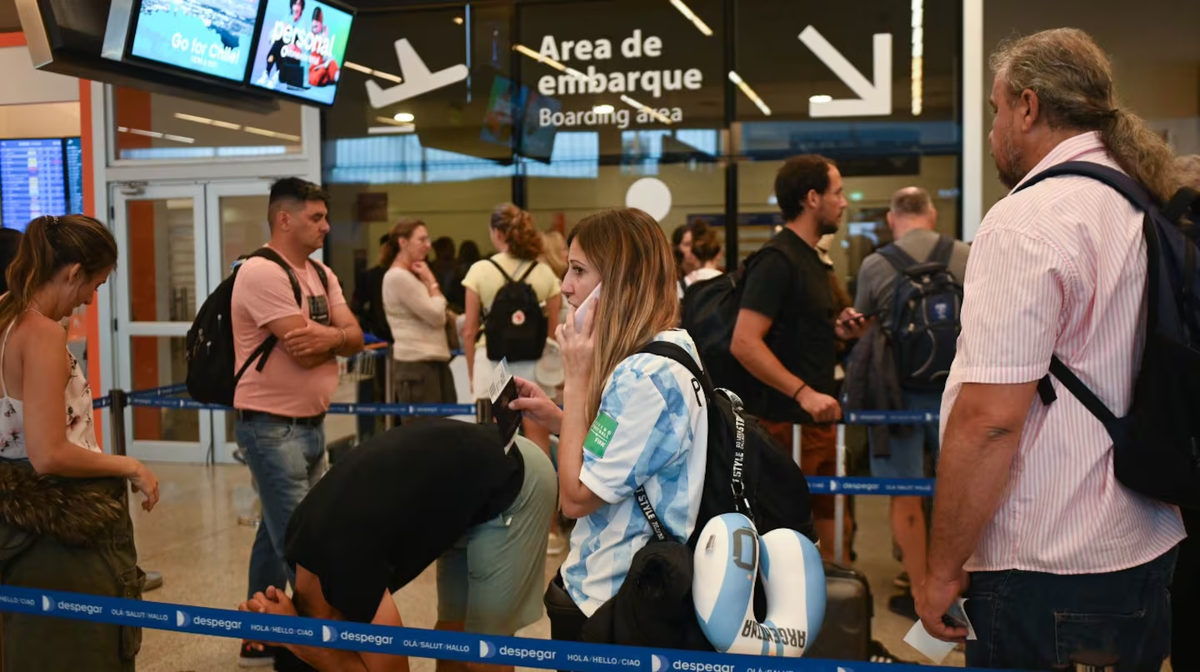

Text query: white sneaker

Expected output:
[547,532,568,556]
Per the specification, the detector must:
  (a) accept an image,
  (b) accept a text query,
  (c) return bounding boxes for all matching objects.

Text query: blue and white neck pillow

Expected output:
[692,513,826,657]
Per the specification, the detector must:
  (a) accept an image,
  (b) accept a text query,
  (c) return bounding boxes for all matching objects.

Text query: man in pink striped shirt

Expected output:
[915,29,1185,670]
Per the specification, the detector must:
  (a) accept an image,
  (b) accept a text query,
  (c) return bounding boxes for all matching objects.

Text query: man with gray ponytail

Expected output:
[916,29,1184,669]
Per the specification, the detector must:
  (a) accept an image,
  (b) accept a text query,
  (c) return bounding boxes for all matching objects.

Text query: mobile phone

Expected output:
[838,309,879,326]
[943,601,969,629]
[574,283,602,331]
[486,359,522,453]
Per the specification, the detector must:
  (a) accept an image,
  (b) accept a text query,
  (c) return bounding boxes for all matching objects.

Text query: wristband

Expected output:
[337,328,346,349]
[792,383,807,401]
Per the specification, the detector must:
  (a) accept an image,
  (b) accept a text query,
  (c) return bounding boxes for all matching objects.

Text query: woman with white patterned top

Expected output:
[0,214,158,672]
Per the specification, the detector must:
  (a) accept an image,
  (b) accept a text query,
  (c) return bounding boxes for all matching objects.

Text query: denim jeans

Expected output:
[868,390,942,478]
[964,547,1177,671]
[235,418,327,600]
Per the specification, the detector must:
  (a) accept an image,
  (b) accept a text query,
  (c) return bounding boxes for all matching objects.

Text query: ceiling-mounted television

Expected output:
[246,0,355,107]
[21,0,280,113]
[126,0,264,83]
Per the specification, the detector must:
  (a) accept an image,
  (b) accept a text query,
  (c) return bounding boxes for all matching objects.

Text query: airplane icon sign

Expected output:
[366,39,469,108]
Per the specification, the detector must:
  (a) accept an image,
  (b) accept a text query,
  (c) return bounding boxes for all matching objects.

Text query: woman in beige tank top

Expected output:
[0,215,159,671]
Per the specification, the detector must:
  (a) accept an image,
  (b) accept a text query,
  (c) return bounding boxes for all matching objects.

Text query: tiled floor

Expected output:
[128,461,963,672]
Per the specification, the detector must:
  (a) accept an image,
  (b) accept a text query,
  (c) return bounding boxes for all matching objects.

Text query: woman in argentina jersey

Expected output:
[510,207,709,632]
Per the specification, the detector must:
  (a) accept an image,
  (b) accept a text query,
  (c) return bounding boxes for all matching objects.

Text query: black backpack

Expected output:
[680,238,802,393]
[876,235,963,392]
[484,259,546,362]
[636,340,818,548]
[185,248,328,406]
[1014,162,1200,509]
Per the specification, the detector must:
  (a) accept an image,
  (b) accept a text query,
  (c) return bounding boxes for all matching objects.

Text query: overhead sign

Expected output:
[366,39,468,108]
[799,26,892,118]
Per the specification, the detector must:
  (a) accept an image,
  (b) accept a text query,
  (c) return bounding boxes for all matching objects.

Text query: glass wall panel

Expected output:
[323,4,517,306]
[111,87,304,161]
[732,0,962,292]
[519,0,726,248]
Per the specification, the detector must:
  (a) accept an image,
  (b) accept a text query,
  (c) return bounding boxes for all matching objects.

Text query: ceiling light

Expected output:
[669,0,714,37]
[729,71,772,116]
[620,95,672,125]
[119,127,193,144]
[369,123,415,135]
[393,112,415,123]
[512,44,588,81]
[243,127,302,142]
[345,61,403,84]
[173,113,213,125]
[211,120,242,131]
[593,104,615,115]
[809,94,833,104]
[911,0,924,115]
[453,16,464,25]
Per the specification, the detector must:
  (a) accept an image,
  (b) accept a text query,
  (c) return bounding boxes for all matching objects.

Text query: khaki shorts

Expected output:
[436,436,557,635]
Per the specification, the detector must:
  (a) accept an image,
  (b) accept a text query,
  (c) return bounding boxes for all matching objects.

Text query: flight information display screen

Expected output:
[66,137,84,216]
[0,139,68,231]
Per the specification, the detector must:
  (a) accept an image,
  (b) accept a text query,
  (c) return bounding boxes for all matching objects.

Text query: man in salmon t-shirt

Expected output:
[231,177,363,667]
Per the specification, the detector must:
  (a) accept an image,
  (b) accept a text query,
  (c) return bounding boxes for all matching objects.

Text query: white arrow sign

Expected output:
[799,26,892,118]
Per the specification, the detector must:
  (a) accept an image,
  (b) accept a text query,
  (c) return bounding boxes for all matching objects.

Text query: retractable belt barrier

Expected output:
[124,394,476,418]
[68,385,957,669]
[99,383,940,496]
[0,585,988,672]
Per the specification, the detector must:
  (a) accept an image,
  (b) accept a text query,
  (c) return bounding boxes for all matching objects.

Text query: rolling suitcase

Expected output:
[784,424,876,661]
[805,562,873,660]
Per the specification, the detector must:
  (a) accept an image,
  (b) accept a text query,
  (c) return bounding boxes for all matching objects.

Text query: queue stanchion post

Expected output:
[475,398,491,425]
[108,389,127,458]
[383,354,395,431]
[833,423,846,566]
[107,389,165,592]
[791,422,801,467]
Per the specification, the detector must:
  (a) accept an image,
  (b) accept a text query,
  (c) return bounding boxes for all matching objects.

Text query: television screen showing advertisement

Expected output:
[248,0,353,106]
[129,0,262,82]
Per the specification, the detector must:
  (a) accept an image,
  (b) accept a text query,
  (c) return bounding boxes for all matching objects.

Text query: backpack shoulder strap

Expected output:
[249,247,304,306]
[1014,161,1153,213]
[633,486,670,543]
[1043,355,1123,443]
[236,337,277,381]
[929,234,955,266]
[762,235,806,267]
[875,243,921,273]
[639,339,754,520]
[515,260,538,284]
[639,340,714,399]
[309,259,329,292]
[487,258,515,284]
[1165,187,1200,224]
[634,339,712,545]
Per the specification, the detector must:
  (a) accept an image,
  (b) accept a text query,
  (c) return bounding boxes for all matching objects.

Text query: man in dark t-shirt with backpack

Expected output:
[730,155,873,564]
